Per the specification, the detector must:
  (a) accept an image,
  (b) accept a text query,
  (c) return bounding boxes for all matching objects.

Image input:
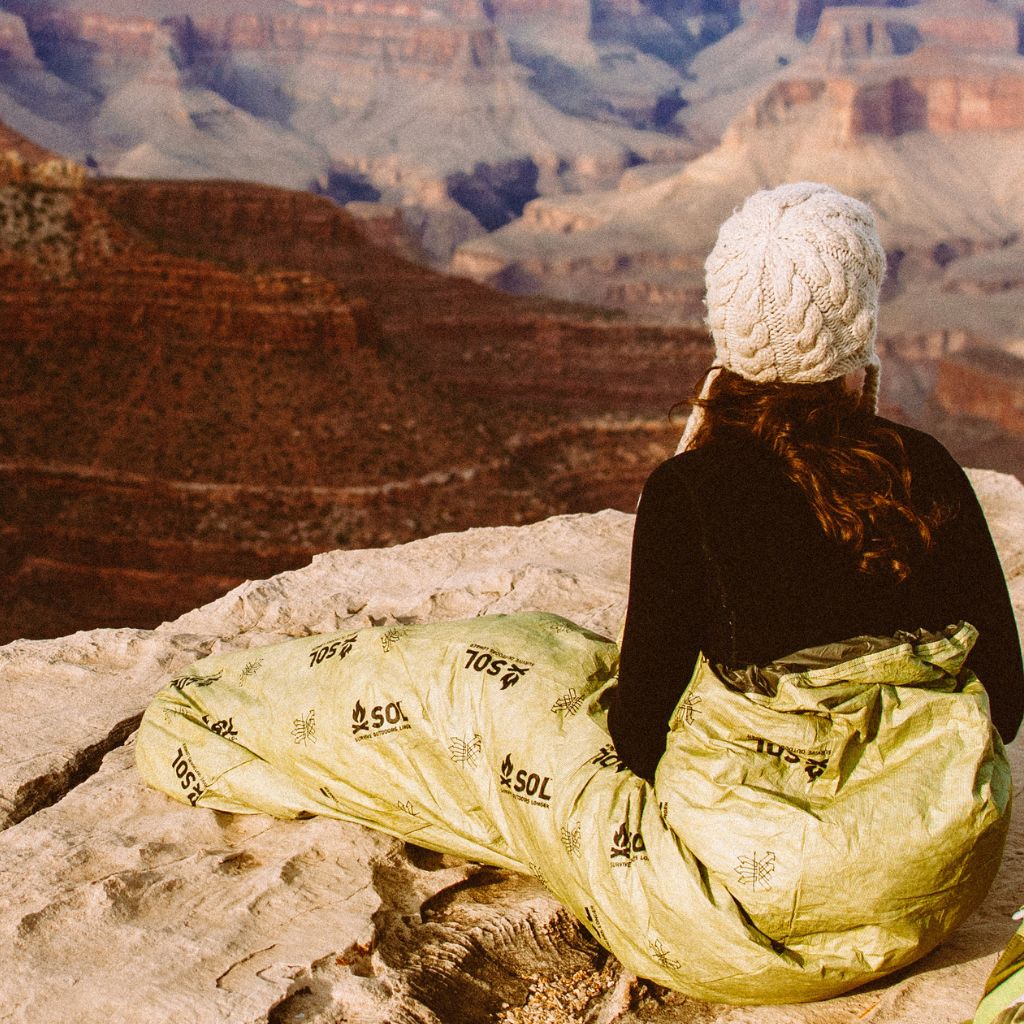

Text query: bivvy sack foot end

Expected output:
[136,613,1010,1005]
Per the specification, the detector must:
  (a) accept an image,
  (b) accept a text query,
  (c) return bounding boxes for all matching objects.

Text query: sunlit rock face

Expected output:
[0,0,704,262]
[442,0,1024,306]
[0,0,1019,264]
[447,4,1024,479]
[1,469,1022,1023]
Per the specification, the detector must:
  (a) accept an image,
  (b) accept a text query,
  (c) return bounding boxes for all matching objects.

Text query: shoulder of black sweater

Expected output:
[874,417,988,519]
[650,417,969,487]
[642,432,771,489]
[867,417,1023,743]
[877,416,965,472]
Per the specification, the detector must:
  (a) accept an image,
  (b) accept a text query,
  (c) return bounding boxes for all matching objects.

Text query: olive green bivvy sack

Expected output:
[136,613,1010,1004]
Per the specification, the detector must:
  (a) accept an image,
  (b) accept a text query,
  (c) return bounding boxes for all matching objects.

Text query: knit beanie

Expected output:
[678,182,886,452]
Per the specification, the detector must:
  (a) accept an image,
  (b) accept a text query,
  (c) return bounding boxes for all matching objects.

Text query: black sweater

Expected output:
[608,419,1024,782]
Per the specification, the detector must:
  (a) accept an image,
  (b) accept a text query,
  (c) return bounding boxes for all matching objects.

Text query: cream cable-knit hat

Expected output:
[678,182,886,453]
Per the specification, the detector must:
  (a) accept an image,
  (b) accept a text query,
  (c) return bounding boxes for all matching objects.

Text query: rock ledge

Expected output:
[1,477,1022,1024]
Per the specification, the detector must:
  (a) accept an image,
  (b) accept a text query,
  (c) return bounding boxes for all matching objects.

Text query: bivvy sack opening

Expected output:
[136,612,1011,1005]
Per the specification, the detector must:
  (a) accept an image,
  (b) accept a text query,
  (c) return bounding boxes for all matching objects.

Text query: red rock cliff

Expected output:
[2,170,709,643]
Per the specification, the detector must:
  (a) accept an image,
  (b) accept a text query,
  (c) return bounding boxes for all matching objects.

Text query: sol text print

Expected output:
[463,646,532,689]
[499,752,553,807]
[750,736,830,781]
[171,744,206,806]
[351,698,411,741]
[308,635,357,670]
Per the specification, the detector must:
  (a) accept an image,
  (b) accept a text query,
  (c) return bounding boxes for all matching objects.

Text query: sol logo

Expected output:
[499,753,553,807]
[590,744,627,773]
[464,647,531,689]
[171,745,206,806]
[351,699,411,740]
[309,635,356,670]
[610,819,646,862]
[170,669,222,692]
[201,714,237,740]
[752,737,830,782]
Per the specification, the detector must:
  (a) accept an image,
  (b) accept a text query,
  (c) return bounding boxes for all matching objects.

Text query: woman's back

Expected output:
[609,418,1023,781]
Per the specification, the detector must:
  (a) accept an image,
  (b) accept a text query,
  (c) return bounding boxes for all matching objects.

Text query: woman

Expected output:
[608,181,1024,783]
[137,182,1017,1003]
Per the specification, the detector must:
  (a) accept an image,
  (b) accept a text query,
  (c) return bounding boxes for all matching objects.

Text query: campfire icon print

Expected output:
[351,700,369,735]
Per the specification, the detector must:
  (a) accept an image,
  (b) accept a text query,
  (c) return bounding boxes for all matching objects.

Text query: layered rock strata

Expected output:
[451,40,1024,482]
[0,0,699,262]
[0,147,710,644]
[935,348,1024,436]
[2,0,1021,268]
[455,49,1024,306]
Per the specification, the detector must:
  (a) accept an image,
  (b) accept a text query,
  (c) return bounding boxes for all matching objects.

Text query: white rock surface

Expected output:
[1,476,1022,1023]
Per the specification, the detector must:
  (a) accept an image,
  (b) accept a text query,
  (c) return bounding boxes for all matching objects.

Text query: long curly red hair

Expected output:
[687,368,944,581]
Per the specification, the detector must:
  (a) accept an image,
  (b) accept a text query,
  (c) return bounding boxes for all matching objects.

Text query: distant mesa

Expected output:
[0,121,86,191]
[0,0,703,262]
[450,34,1024,449]
[0,121,58,164]
[0,0,1019,268]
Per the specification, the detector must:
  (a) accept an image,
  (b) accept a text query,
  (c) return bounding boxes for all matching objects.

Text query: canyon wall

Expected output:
[3,3,1024,637]
[745,67,1024,139]
[0,0,699,263]
[935,348,1024,436]
[1,0,1020,268]
[0,141,710,644]
[450,35,1024,483]
[4,1,508,71]
[809,3,1019,60]
[4,136,1016,646]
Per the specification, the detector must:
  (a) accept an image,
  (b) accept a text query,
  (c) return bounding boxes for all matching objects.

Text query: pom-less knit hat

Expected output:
[678,182,886,452]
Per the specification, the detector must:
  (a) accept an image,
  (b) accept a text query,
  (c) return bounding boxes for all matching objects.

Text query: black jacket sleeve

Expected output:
[607,459,709,782]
